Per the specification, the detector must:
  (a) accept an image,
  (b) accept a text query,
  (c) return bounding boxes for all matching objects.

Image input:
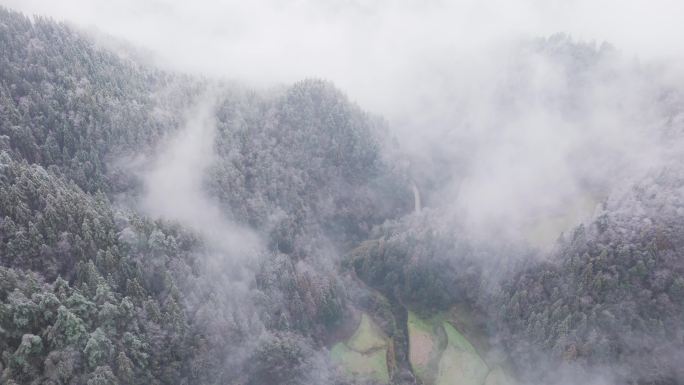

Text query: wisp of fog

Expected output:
[141,90,261,257]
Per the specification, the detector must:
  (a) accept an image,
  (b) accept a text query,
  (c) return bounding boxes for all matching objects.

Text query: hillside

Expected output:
[1,6,684,385]
[0,8,409,384]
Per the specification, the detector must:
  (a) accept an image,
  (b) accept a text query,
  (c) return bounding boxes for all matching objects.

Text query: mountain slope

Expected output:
[0,8,409,385]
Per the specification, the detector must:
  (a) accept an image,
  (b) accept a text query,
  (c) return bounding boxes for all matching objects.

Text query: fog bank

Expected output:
[5,0,684,244]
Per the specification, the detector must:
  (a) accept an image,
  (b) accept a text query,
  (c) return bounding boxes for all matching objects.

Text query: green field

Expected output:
[435,345,489,385]
[348,313,387,352]
[332,309,513,385]
[330,313,390,383]
[484,367,515,385]
[408,310,502,385]
[443,322,477,354]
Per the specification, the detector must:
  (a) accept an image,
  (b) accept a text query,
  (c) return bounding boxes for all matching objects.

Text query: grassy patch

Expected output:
[409,310,495,385]
[435,345,489,385]
[330,312,389,384]
[408,311,435,334]
[330,343,389,383]
[484,367,515,385]
[443,322,477,354]
[348,314,387,353]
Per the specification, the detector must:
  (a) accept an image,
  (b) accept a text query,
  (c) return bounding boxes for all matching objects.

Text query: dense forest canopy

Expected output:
[1,4,684,385]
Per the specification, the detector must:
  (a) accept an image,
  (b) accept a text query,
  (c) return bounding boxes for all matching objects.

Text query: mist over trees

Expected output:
[1,4,684,385]
[0,7,406,384]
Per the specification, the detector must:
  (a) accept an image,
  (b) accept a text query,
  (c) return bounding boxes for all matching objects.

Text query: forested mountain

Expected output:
[1,6,684,385]
[0,7,408,384]
[0,8,200,193]
[495,167,684,384]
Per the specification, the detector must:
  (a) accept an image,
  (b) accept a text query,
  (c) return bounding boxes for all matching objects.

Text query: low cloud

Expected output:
[6,0,683,245]
[140,89,261,258]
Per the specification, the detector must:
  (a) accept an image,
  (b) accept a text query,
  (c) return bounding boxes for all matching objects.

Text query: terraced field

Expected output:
[330,298,513,384]
[408,311,512,385]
